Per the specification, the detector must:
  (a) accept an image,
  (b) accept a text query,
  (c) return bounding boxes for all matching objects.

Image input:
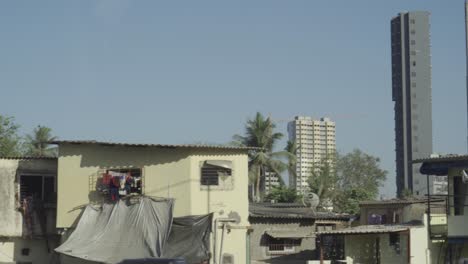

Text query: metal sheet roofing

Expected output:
[316,225,414,235]
[50,140,261,151]
[0,156,57,160]
[249,203,352,220]
[360,198,444,206]
[413,154,468,163]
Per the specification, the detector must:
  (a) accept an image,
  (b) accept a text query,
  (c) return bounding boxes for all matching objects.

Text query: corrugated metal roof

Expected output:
[0,156,57,160]
[50,140,261,151]
[265,230,315,239]
[413,154,468,163]
[317,225,414,235]
[360,198,444,206]
[249,203,352,220]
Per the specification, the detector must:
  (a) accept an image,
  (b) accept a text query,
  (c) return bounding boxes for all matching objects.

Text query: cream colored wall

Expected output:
[56,144,250,264]
[189,152,249,264]
[409,226,430,264]
[56,144,194,227]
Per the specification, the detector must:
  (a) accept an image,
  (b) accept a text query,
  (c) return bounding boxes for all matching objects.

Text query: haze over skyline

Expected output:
[1,0,467,197]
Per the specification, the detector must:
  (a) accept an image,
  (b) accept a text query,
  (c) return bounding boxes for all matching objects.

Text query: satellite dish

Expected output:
[302,192,320,213]
[462,169,468,184]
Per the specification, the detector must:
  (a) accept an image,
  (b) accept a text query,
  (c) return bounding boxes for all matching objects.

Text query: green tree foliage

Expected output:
[284,140,298,186]
[24,125,57,157]
[307,155,338,207]
[0,115,22,156]
[307,149,387,214]
[233,112,289,201]
[265,186,300,203]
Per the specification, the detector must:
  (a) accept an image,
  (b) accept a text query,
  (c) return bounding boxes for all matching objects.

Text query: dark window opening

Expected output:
[394,214,400,224]
[319,235,345,261]
[381,214,388,224]
[454,176,466,216]
[21,248,30,256]
[20,175,56,204]
[201,161,232,186]
[389,233,401,255]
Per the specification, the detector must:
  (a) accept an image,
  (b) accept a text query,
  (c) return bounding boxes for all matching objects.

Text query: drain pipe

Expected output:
[213,218,237,264]
[219,223,227,264]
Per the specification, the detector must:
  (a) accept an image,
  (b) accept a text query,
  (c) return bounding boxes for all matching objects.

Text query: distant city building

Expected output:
[288,116,336,194]
[264,171,281,193]
[391,11,435,197]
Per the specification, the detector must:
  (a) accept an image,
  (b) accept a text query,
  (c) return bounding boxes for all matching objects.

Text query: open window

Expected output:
[20,174,56,204]
[200,160,233,190]
[97,168,143,200]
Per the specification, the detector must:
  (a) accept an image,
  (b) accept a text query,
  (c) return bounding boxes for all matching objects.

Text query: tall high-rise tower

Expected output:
[391,11,433,197]
[287,116,336,194]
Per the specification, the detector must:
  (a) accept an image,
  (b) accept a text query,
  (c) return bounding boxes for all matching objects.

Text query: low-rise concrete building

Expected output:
[416,154,468,263]
[51,140,255,264]
[249,203,351,264]
[316,199,445,264]
[0,156,59,264]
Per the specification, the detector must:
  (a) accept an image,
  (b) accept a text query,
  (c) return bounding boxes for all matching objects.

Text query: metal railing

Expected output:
[425,193,468,239]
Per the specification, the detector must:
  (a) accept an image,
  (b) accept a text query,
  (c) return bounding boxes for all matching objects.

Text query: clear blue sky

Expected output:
[1,0,466,197]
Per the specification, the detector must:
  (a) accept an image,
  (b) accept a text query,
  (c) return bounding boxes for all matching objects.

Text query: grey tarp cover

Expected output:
[55,197,174,264]
[161,214,212,263]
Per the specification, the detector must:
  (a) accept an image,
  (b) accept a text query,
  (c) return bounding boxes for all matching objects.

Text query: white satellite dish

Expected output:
[302,192,320,213]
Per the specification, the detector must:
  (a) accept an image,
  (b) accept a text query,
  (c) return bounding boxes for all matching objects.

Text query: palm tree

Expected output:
[24,126,57,157]
[284,140,298,186]
[233,112,287,201]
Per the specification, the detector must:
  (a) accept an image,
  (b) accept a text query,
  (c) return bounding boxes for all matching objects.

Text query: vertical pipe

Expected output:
[407,230,411,264]
[219,223,226,264]
[213,219,218,264]
[246,230,251,264]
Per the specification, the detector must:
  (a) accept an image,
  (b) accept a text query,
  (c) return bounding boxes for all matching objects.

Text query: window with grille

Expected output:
[20,174,56,204]
[267,238,299,254]
[200,161,232,186]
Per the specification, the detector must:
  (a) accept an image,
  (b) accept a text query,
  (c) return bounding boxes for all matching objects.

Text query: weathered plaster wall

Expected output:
[249,218,316,263]
[0,159,21,237]
[0,158,57,237]
[0,237,60,263]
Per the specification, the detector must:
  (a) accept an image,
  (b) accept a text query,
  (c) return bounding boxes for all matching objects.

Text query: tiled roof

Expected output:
[316,224,418,235]
[249,203,352,220]
[50,140,261,151]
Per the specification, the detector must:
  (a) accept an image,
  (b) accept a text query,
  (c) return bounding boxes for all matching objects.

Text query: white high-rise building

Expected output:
[287,116,336,194]
[264,171,281,194]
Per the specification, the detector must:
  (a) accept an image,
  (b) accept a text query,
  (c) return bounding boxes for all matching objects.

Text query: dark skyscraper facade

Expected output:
[391,11,433,197]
